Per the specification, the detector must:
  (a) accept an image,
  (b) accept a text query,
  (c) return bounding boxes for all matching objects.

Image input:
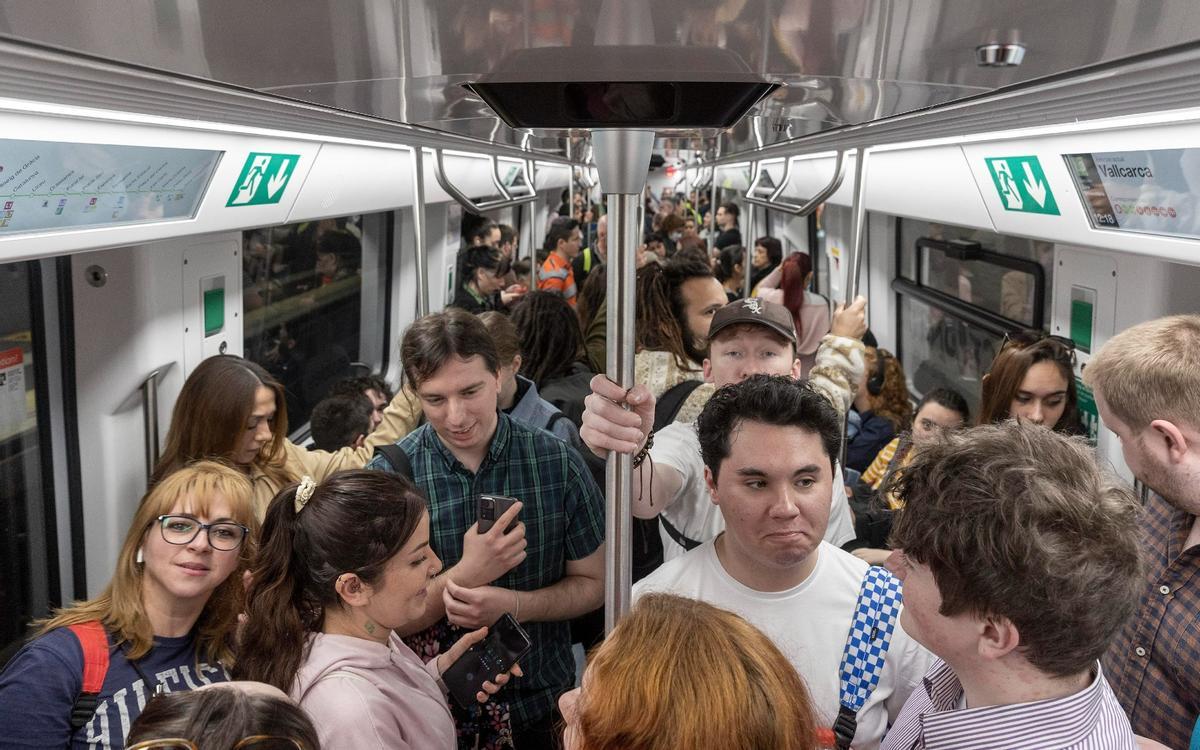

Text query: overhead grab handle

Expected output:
[742,150,846,216]
[432,148,539,216]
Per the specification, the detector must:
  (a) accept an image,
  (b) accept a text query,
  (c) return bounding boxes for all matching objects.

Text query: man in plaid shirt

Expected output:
[368,309,604,750]
[1085,314,1200,750]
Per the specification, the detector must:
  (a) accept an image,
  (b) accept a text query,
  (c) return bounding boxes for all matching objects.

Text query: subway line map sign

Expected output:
[0,139,222,235]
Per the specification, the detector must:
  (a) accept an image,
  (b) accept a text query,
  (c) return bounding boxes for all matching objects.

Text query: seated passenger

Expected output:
[236,471,518,750]
[508,292,596,429]
[559,593,819,750]
[631,375,931,750]
[849,387,970,565]
[151,355,420,519]
[450,245,524,315]
[847,347,912,473]
[537,217,582,306]
[1083,315,1200,749]
[979,330,1085,434]
[881,421,1144,749]
[0,462,257,749]
[366,309,604,749]
[127,681,320,749]
[756,251,832,375]
[633,258,728,424]
[309,393,374,451]
[581,297,867,564]
[327,373,393,433]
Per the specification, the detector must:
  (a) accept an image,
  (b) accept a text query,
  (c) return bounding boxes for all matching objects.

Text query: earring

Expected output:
[136,547,144,564]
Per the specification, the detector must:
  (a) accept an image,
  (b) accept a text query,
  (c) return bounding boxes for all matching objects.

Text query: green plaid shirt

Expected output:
[366,412,605,728]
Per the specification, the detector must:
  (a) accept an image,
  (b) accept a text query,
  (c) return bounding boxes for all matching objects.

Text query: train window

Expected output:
[0,261,57,657]
[241,214,387,429]
[892,219,1055,406]
[898,221,1053,328]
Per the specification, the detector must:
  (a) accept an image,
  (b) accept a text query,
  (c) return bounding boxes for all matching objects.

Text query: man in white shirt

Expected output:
[580,296,866,562]
[630,375,930,750]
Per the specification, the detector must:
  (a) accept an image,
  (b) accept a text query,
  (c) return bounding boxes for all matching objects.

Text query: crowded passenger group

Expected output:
[1,187,1197,750]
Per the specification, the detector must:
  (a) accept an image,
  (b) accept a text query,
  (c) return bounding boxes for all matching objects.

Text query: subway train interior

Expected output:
[2,0,1200,744]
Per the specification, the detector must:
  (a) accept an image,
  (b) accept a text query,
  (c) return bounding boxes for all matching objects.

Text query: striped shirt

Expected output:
[366,412,605,730]
[1102,492,1200,750]
[881,659,1137,750]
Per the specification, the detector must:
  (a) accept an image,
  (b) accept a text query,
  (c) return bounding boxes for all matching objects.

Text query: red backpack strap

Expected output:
[67,621,110,730]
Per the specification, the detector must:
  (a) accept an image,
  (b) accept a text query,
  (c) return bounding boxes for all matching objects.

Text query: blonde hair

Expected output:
[576,593,818,750]
[39,461,258,666]
[1083,314,1200,432]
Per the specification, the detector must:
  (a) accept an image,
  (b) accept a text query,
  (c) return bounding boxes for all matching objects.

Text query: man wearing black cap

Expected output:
[580,296,868,563]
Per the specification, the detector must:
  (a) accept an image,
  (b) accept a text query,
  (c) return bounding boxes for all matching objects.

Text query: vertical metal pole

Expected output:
[846,149,869,301]
[742,188,755,298]
[412,147,429,316]
[567,140,575,221]
[605,192,638,631]
[141,373,159,481]
[592,127,654,633]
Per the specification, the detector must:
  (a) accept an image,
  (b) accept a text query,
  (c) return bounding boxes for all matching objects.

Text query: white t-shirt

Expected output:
[633,540,931,750]
[651,420,855,562]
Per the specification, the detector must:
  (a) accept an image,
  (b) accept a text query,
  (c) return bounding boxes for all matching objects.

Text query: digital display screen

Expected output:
[1064,149,1200,240]
[0,139,222,236]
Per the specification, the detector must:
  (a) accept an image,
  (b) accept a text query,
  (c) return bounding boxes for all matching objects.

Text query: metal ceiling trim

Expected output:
[0,35,573,164]
[707,40,1200,165]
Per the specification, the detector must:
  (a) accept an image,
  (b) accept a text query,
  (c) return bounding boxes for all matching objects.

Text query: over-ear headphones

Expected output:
[867,349,890,396]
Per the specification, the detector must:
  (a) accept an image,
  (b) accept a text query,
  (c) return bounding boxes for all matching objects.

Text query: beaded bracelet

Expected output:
[632,431,655,468]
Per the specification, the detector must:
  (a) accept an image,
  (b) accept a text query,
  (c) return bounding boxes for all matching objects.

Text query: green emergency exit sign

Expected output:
[984,156,1060,215]
[226,152,299,207]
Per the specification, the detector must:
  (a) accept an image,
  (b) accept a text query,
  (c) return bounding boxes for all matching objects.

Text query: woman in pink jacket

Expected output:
[235,470,518,749]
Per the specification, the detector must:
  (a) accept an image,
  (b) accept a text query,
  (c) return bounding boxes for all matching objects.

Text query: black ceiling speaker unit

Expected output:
[463,45,781,130]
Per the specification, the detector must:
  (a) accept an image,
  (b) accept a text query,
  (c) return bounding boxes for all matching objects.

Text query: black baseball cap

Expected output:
[708,298,797,345]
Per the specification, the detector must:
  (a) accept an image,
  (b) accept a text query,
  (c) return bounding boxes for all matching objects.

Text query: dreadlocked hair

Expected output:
[510,291,585,386]
[577,264,607,335]
[636,258,714,370]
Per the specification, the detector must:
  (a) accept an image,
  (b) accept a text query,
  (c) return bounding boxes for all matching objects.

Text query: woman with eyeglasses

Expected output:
[235,470,520,750]
[0,461,258,749]
[127,681,320,750]
[978,331,1086,434]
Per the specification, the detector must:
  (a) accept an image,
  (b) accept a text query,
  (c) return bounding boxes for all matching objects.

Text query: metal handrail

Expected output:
[138,362,175,481]
[742,151,846,216]
[432,149,539,216]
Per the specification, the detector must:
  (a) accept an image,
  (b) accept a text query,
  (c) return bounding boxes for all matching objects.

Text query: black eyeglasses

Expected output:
[156,515,250,551]
[1000,330,1076,362]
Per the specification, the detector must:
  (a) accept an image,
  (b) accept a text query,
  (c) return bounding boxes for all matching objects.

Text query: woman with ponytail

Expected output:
[236,470,519,750]
[0,461,257,749]
[756,252,831,375]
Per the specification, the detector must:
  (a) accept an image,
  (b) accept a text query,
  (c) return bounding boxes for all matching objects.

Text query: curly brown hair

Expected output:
[863,347,912,432]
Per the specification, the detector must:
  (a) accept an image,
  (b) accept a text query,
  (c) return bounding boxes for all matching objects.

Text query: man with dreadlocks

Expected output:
[509,291,595,429]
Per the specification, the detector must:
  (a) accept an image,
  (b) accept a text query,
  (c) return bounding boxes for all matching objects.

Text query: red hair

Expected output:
[779,252,814,341]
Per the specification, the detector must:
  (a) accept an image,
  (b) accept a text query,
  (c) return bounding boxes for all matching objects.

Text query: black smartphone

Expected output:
[476,494,519,534]
[442,613,533,709]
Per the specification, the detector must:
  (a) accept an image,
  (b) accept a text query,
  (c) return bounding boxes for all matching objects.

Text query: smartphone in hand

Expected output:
[442,613,532,709]
[477,494,519,534]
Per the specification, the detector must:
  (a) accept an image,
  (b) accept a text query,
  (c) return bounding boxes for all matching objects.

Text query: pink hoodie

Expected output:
[291,632,456,750]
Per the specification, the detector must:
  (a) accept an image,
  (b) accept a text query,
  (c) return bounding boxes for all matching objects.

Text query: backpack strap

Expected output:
[834,566,903,750]
[545,411,567,435]
[67,621,110,731]
[658,514,702,552]
[373,443,413,481]
[652,380,705,432]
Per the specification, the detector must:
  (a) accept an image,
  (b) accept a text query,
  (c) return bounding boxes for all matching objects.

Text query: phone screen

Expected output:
[443,613,533,709]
